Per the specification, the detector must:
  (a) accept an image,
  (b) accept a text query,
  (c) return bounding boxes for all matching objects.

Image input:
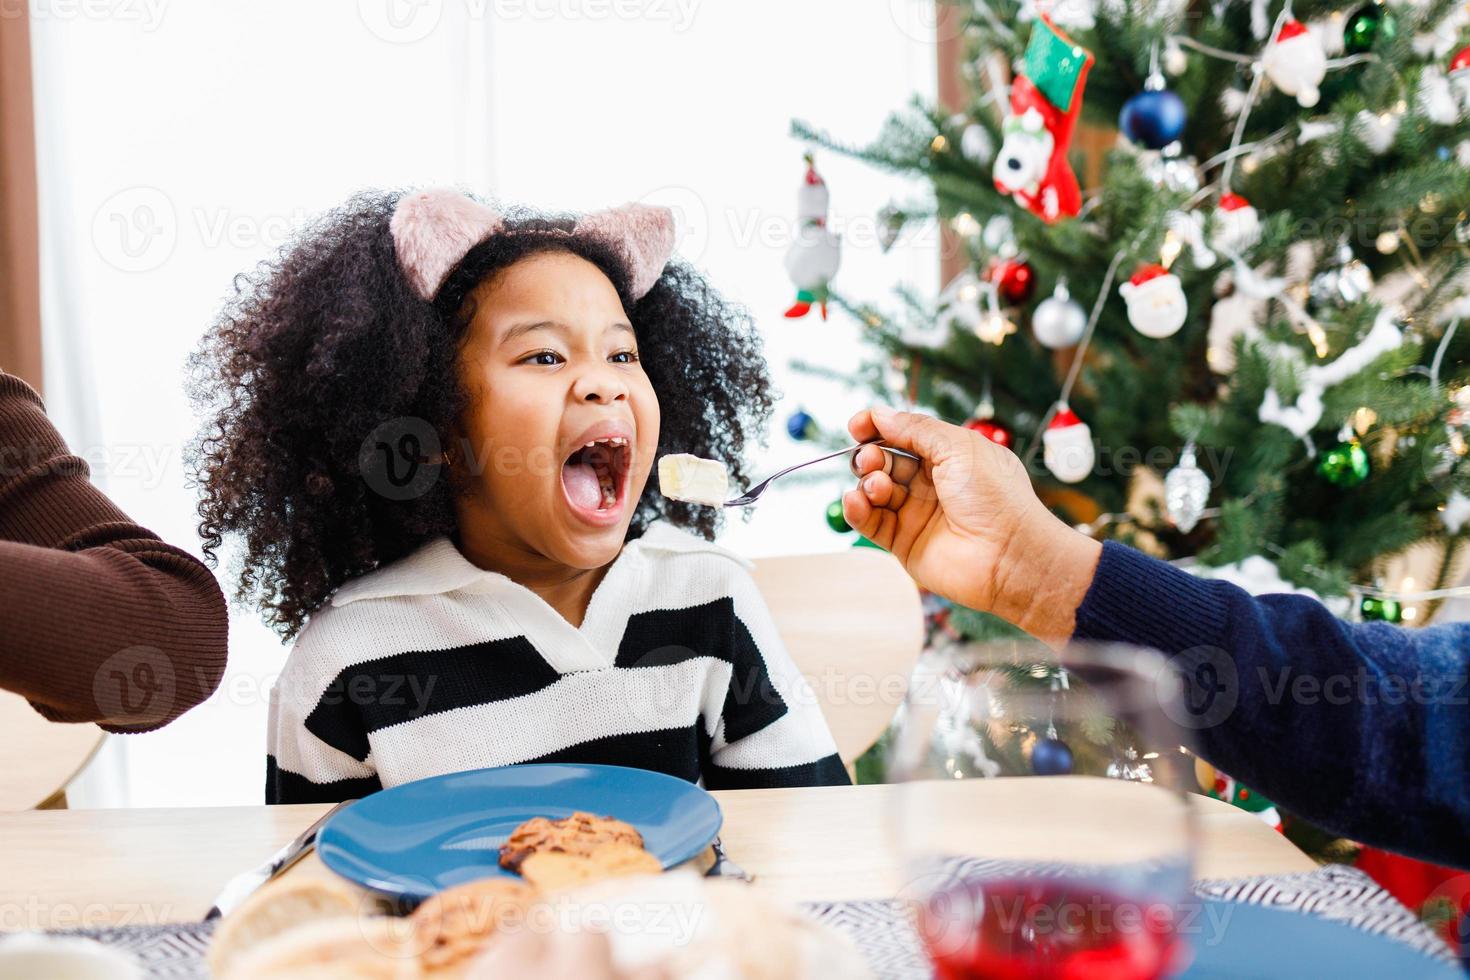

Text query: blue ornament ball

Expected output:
[1031,736,1074,776]
[1439,146,1453,162]
[786,409,817,441]
[1119,89,1188,150]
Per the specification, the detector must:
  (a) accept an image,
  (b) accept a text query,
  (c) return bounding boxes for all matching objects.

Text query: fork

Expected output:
[723,439,919,508]
[703,836,754,882]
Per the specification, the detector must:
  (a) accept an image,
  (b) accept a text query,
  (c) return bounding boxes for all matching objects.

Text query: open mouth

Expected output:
[560,436,631,518]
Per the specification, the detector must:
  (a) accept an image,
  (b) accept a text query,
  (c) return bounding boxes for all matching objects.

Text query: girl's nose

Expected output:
[571,365,629,404]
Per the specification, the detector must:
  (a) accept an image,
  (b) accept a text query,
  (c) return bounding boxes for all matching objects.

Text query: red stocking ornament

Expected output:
[993,16,1094,222]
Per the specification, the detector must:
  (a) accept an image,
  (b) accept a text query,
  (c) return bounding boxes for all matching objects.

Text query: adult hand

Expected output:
[841,405,1101,644]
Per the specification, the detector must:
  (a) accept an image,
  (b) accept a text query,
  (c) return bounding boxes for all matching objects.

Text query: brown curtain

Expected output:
[0,4,42,395]
[936,5,969,287]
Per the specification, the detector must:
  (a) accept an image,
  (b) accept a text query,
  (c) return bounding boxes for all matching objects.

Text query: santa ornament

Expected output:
[783,152,841,320]
[1119,264,1188,338]
[1043,403,1095,483]
[1447,45,1470,114]
[1211,192,1261,254]
[993,16,1095,223]
[1262,19,1328,108]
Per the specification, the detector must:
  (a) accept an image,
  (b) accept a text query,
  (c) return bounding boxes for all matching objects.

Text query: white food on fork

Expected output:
[657,453,729,507]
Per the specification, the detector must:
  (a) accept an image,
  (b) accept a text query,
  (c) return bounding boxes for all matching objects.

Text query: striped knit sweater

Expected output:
[266,522,848,803]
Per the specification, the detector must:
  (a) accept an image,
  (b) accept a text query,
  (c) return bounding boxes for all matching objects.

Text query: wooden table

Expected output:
[0,780,1315,932]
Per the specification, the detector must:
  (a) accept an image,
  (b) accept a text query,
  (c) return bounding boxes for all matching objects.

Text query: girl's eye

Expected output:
[522,350,564,366]
[610,350,640,364]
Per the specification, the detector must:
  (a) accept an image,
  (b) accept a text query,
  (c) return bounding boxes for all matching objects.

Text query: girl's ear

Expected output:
[391,188,505,300]
[572,203,677,300]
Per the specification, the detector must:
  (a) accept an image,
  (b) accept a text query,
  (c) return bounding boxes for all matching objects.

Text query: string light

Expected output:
[1160,229,1184,270]
[1307,321,1331,358]
[1376,230,1401,254]
[975,311,1017,345]
[1352,406,1378,435]
[930,134,949,153]
[973,278,1015,345]
[951,212,981,237]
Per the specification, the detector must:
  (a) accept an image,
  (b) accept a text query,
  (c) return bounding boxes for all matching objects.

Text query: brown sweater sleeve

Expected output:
[0,371,228,733]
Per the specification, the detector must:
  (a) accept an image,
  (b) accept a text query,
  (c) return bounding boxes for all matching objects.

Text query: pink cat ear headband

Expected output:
[390,187,678,302]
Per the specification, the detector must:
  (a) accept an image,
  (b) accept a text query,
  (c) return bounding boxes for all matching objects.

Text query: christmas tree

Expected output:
[791,1,1470,858]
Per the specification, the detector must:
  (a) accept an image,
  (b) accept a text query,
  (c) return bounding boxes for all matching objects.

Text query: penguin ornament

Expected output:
[784,153,842,320]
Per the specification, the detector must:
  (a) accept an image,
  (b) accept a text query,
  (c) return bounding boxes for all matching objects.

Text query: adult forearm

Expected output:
[0,370,229,731]
[1072,541,1470,868]
[0,530,228,733]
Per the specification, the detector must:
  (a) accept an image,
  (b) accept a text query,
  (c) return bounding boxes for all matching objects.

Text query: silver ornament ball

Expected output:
[961,123,994,165]
[1032,281,1088,348]
[1143,152,1202,194]
[982,214,1016,255]
[1310,244,1375,308]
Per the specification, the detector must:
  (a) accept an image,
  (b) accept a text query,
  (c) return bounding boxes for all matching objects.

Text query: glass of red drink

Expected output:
[887,643,1199,980]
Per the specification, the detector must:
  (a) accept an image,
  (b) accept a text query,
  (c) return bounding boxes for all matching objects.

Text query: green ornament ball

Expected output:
[1343,2,1396,55]
[1360,596,1404,623]
[1318,440,1370,487]
[825,498,852,533]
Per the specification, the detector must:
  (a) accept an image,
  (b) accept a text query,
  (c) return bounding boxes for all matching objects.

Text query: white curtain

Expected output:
[30,0,937,807]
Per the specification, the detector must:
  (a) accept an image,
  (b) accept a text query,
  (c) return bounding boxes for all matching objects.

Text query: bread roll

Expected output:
[215,916,421,980]
[207,873,368,977]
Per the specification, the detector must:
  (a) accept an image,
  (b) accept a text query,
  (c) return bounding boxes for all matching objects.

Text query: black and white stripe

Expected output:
[266,523,848,803]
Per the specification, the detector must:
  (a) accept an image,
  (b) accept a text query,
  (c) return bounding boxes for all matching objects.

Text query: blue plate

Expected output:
[317,763,722,901]
[1180,898,1459,979]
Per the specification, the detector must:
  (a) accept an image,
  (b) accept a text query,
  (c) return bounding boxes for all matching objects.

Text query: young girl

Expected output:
[190,188,848,803]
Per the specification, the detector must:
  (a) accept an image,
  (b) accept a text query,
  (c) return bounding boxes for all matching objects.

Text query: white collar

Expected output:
[329,520,748,608]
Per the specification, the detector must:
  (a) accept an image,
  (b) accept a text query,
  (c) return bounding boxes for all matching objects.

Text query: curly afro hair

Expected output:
[188,189,774,639]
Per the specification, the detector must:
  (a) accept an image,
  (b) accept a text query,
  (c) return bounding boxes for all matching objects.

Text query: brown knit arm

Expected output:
[0,372,229,733]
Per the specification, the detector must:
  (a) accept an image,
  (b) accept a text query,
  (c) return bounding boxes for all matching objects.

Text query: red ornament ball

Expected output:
[965,417,1013,450]
[987,258,1036,305]
[1451,45,1470,76]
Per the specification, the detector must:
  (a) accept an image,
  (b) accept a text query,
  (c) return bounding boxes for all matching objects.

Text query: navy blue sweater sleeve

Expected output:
[1073,541,1470,869]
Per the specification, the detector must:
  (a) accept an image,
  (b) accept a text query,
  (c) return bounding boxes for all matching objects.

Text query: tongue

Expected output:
[562,461,603,511]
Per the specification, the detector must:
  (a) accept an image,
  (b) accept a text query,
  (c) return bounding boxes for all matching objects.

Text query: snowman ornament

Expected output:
[1043,403,1095,483]
[1262,19,1327,108]
[1119,264,1188,338]
[783,153,842,320]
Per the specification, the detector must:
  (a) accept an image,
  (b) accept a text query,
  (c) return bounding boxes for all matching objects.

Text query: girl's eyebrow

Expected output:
[499,320,634,346]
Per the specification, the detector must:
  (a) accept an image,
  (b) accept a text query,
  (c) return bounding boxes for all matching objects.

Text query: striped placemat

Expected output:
[21,864,1456,979]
